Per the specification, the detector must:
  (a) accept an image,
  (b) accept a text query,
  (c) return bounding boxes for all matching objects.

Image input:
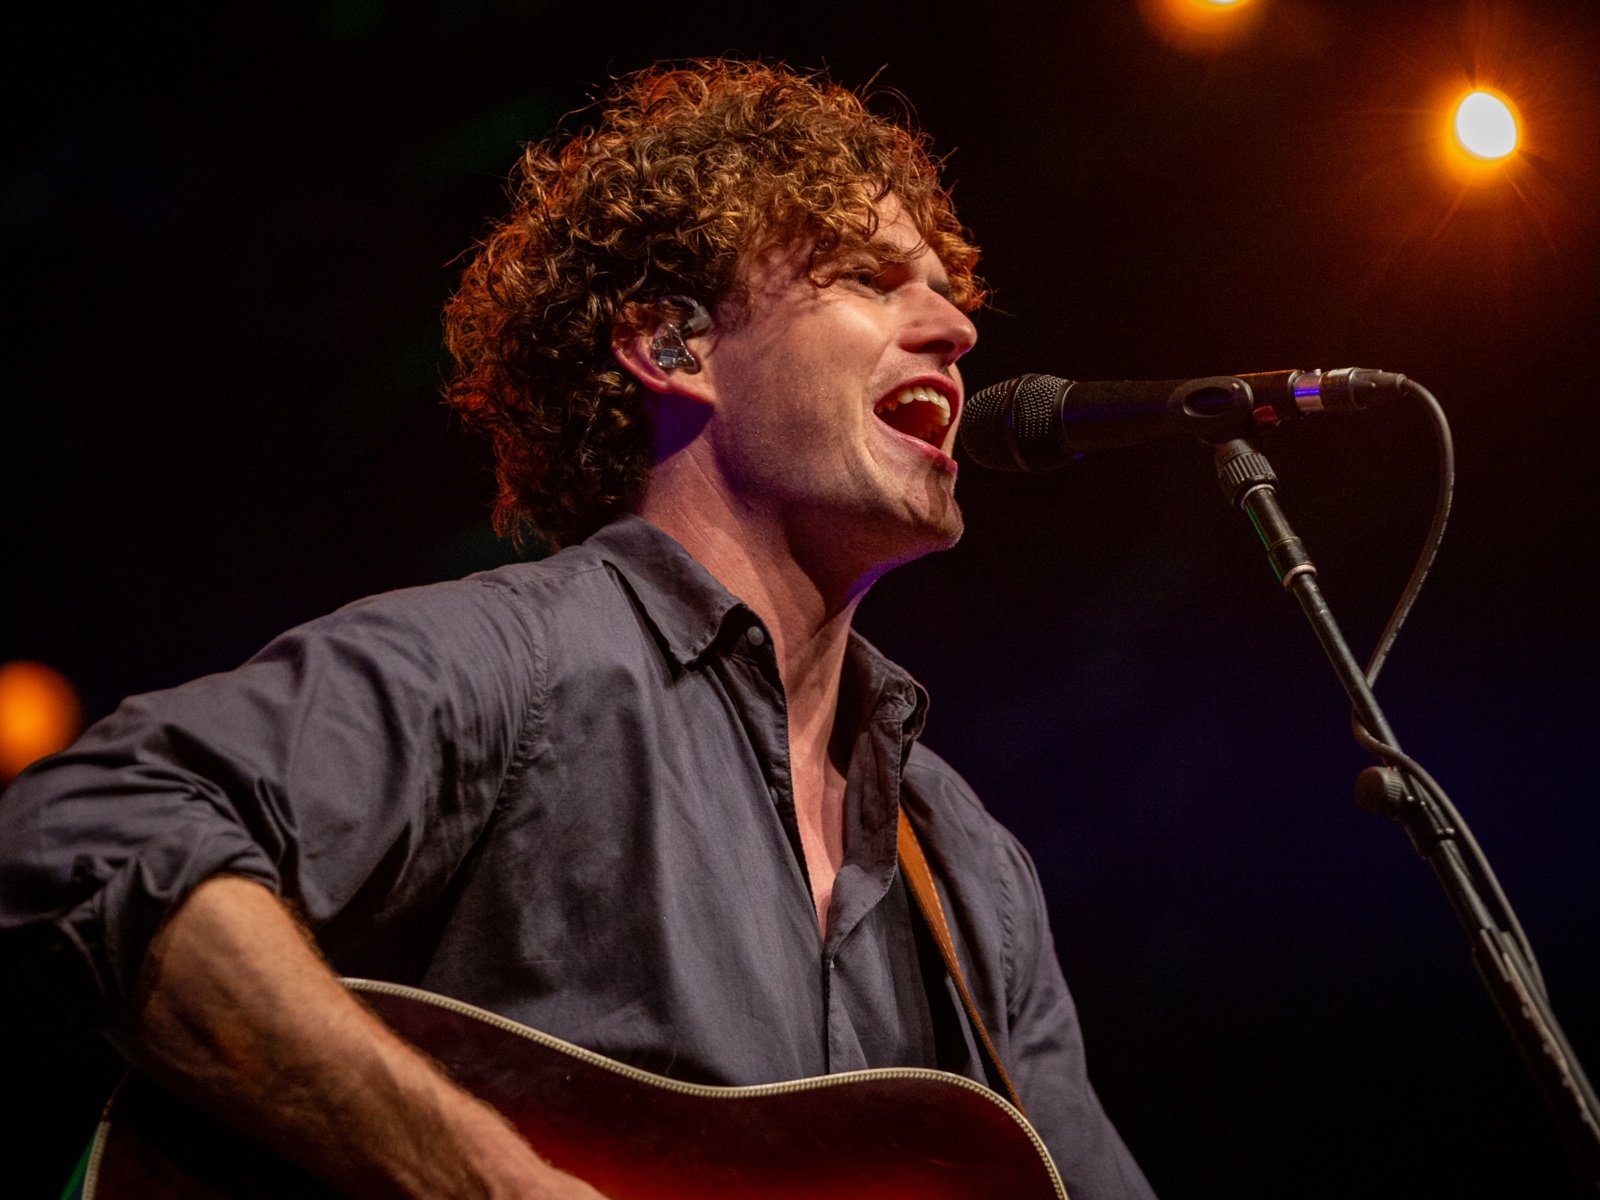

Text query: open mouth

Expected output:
[872,384,954,448]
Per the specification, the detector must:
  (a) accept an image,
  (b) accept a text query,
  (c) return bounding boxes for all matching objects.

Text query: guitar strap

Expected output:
[896,808,1027,1116]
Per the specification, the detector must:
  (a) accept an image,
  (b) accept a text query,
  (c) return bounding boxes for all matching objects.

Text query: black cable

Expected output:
[1363,379,1454,689]
[1351,720,1549,1002]
[1351,378,1548,1001]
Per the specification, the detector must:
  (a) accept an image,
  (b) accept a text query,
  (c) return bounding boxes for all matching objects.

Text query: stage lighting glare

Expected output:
[1454,90,1518,160]
[1143,0,1257,47]
[0,661,82,781]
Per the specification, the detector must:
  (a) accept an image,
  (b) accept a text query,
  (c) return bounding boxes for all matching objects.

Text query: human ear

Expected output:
[611,297,715,404]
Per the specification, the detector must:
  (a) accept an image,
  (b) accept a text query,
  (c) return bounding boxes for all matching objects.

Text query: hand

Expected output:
[449,1095,610,1200]
[507,1160,610,1200]
[113,877,612,1200]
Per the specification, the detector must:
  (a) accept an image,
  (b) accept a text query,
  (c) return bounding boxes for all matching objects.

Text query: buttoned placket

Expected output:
[731,611,896,1075]
[640,561,934,1078]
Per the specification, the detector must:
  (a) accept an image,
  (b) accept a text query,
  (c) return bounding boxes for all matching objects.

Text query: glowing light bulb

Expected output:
[1142,0,1256,49]
[0,661,82,780]
[1454,91,1519,161]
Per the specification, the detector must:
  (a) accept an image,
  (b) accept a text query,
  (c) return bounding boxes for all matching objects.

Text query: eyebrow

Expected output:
[858,236,956,301]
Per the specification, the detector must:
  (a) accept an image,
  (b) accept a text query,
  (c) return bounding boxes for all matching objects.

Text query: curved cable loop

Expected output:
[1346,379,1547,1000]
[1365,380,1455,688]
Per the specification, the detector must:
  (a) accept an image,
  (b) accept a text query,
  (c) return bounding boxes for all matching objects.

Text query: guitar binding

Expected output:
[83,976,1068,1200]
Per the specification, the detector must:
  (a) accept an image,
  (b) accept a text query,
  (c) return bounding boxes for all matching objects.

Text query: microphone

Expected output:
[959,368,1408,472]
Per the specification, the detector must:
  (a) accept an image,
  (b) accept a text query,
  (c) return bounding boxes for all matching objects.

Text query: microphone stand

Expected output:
[1213,438,1600,1194]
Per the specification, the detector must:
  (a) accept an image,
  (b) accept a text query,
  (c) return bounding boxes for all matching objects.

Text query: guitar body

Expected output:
[85,978,1066,1199]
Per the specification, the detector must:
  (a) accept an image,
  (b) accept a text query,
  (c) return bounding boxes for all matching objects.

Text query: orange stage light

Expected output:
[1454,89,1519,160]
[1139,0,1260,52]
[0,661,83,781]
[1437,85,1524,184]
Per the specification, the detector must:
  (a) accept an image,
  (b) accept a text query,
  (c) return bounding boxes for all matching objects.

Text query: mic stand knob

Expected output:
[1215,440,1316,588]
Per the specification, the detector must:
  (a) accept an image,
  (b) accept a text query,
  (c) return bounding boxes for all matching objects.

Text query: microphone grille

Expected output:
[1011,374,1063,447]
[959,378,1017,470]
[959,374,1073,472]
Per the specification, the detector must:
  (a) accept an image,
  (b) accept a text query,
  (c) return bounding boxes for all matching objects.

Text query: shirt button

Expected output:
[747,626,767,647]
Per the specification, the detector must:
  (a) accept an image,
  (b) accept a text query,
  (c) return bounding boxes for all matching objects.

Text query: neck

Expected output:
[640,449,870,706]
[638,431,895,939]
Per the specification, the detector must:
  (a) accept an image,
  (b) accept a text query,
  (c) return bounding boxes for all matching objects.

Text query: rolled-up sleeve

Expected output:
[0,576,540,1027]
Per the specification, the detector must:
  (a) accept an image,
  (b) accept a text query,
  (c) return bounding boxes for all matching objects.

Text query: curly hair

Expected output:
[443,59,986,549]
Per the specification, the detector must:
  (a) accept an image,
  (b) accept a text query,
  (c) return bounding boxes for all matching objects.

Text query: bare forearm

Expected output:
[109,875,594,1199]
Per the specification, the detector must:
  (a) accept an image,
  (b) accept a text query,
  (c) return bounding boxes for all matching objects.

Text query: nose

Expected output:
[905,285,978,367]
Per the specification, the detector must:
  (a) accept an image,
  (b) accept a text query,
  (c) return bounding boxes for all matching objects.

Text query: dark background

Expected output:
[5,0,1598,1195]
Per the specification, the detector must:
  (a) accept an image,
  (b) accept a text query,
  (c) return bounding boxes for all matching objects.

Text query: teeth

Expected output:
[874,386,951,426]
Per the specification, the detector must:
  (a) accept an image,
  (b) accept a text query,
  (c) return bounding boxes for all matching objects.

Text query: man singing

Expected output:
[1,61,1155,1199]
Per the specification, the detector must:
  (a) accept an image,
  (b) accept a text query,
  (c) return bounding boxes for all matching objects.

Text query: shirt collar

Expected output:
[585,515,748,665]
[585,515,929,739]
[845,631,929,746]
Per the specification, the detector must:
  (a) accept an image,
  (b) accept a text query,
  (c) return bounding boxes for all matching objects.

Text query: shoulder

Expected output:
[903,743,1057,1011]
[463,542,649,640]
[210,544,630,726]
[902,742,1044,908]
[903,742,1018,856]
[299,542,625,655]
[903,741,989,825]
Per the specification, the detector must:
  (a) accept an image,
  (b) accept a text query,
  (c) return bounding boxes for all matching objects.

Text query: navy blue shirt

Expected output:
[0,515,1154,1199]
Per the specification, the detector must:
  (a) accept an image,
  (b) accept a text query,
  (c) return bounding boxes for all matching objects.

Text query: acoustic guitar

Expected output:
[83,978,1066,1198]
